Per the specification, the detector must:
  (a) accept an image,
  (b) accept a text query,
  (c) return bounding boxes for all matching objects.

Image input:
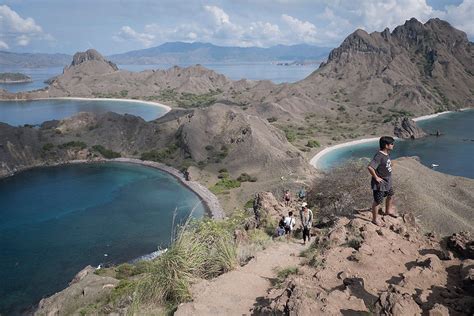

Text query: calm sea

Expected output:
[0,99,168,126]
[0,62,318,93]
[315,110,474,179]
[0,162,205,315]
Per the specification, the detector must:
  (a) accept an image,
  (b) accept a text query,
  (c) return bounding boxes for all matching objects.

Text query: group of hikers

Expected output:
[254,136,397,244]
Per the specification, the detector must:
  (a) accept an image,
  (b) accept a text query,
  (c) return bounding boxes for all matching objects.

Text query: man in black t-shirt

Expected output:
[367,136,397,226]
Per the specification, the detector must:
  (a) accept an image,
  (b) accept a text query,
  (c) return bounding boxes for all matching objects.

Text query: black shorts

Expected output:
[373,188,394,205]
[284,226,291,234]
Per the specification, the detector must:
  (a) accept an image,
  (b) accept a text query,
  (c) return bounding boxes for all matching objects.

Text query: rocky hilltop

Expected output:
[298,18,473,115]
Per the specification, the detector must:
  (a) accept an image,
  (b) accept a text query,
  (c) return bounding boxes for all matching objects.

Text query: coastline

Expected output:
[110,158,225,220]
[0,96,172,113]
[309,108,472,170]
[309,137,380,169]
[0,158,225,220]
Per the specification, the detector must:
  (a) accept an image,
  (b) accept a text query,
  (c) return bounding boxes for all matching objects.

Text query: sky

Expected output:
[0,0,472,55]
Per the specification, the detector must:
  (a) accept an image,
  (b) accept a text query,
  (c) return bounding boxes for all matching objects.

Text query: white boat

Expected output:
[431,164,439,168]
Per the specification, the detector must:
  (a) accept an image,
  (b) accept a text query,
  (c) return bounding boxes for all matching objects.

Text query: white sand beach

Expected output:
[309,137,380,169]
[310,108,474,170]
[2,97,172,113]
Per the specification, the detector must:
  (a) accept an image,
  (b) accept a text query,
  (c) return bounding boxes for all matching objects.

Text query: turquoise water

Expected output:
[0,99,168,126]
[316,110,474,179]
[0,162,205,315]
[0,63,318,93]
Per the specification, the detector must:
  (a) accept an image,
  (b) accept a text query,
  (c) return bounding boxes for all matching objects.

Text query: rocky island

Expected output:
[0,72,32,83]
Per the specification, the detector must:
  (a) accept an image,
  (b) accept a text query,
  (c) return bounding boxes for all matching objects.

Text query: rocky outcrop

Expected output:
[393,117,427,139]
[447,232,474,259]
[255,211,474,315]
[71,49,118,70]
[35,266,119,316]
[299,18,474,116]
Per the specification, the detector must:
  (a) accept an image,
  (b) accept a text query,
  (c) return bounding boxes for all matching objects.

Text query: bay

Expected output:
[0,162,205,315]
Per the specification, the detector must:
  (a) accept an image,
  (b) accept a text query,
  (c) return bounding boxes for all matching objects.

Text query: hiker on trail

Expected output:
[275,215,286,237]
[298,187,306,201]
[253,193,261,228]
[284,189,291,206]
[300,202,313,245]
[283,211,295,241]
[367,136,398,226]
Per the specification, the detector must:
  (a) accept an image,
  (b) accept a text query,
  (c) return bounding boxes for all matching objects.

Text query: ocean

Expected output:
[0,162,205,315]
[0,98,168,126]
[314,110,474,179]
[0,62,318,94]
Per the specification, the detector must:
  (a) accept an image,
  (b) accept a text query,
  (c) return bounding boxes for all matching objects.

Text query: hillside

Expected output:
[297,18,474,115]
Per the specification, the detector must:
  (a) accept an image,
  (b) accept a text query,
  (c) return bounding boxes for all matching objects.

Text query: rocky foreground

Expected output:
[35,189,474,315]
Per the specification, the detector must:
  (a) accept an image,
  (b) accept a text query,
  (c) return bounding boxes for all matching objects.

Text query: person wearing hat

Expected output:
[300,202,313,245]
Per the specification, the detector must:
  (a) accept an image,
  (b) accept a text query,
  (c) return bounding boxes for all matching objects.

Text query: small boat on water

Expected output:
[431,164,439,168]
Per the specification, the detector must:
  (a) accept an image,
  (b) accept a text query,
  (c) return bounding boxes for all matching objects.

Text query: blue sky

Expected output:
[0,0,472,55]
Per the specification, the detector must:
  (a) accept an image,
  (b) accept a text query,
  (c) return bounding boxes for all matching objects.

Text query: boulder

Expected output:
[447,232,474,259]
[460,259,474,291]
[393,117,427,139]
[376,290,423,315]
[428,303,449,316]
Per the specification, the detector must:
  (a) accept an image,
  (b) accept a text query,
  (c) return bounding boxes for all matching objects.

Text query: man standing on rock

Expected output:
[368,136,397,226]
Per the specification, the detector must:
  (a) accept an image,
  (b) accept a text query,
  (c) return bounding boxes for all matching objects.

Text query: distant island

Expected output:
[0,72,32,83]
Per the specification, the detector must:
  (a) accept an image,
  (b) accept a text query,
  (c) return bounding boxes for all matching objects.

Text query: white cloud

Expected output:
[440,0,474,37]
[204,5,231,26]
[0,5,52,49]
[0,5,42,33]
[113,26,155,47]
[281,14,318,43]
[16,34,30,46]
[111,1,473,50]
[0,40,9,50]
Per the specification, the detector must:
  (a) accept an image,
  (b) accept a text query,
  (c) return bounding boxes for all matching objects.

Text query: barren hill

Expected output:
[297,18,474,115]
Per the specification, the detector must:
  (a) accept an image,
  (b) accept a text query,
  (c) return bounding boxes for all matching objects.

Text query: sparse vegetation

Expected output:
[237,173,257,182]
[92,145,121,158]
[141,144,178,162]
[210,178,241,194]
[307,161,371,219]
[42,143,54,151]
[306,139,320,148]
[58,141,87,150]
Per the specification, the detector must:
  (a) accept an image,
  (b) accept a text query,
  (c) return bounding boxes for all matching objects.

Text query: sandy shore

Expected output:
[0,96,172,113]
[309,109,467,169]
[412,111,451,122]
[309,137,380,169]
[309,108,472,169]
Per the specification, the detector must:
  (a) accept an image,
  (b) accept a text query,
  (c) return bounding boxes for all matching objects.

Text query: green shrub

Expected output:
[306,139,320,148]
[42,143,54,151]
[141,144,177,162]
[92,145,121,159]
[58,141,86,150]
[210,178,241,194]
[237,173,257,182]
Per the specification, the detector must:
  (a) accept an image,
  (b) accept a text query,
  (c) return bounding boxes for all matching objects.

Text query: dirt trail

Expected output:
[175,240,307,316]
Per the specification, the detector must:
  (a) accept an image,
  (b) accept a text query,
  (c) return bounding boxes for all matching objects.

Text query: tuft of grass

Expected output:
[306,139,320,148]
[272,266,300,288]
[210,178,241,194]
